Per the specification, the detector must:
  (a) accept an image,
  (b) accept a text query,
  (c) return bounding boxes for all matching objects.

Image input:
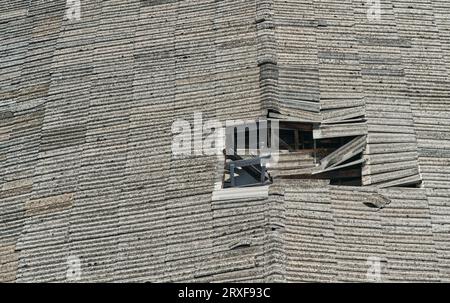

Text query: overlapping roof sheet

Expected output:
[1,0,450,282]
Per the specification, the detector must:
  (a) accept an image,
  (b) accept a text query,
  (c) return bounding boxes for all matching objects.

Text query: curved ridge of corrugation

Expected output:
[1,0,450,283]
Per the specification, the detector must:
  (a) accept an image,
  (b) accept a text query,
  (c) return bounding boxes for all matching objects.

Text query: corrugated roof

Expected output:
[1,0,450,282]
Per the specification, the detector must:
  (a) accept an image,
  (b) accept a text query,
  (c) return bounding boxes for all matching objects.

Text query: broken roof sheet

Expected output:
[1,0,450,282]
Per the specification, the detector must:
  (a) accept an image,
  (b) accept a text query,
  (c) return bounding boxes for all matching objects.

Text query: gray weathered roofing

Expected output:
[1,0,450,282]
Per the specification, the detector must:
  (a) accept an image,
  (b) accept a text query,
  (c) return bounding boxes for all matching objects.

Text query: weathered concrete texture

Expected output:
[1,0,450,282]
[269,180,444,282]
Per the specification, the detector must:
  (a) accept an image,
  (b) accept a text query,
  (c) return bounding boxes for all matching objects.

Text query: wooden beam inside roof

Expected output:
[284,168,361,180]
[279,121,313,131]
[268,112,321,124]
